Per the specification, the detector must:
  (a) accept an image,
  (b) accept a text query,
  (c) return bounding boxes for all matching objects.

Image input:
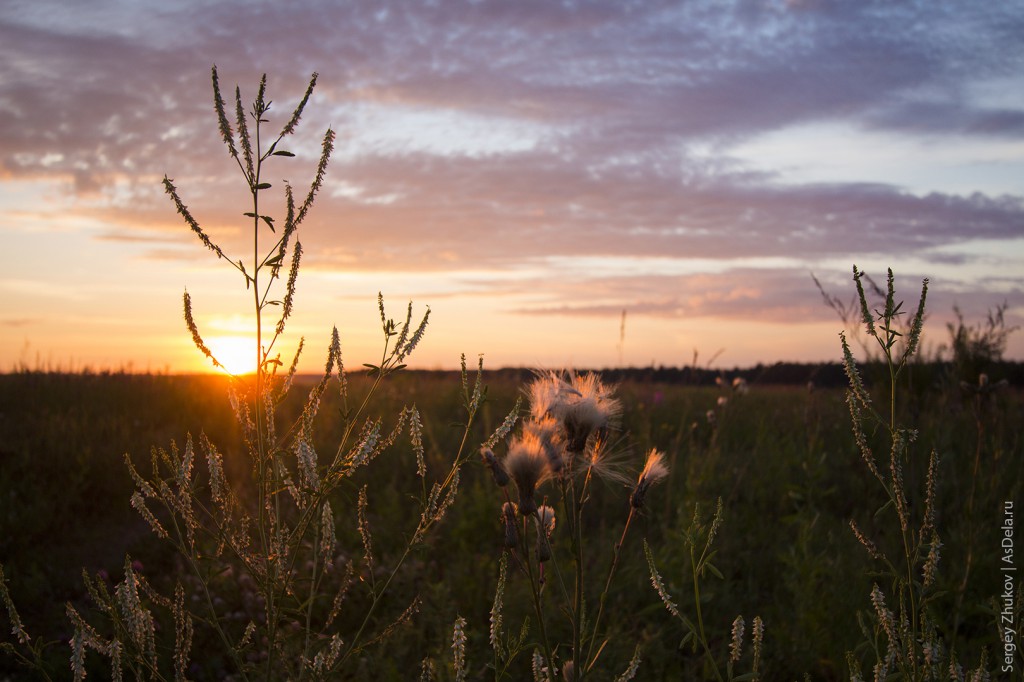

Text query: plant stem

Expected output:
[585,506,634,673]
[690,541,724,682]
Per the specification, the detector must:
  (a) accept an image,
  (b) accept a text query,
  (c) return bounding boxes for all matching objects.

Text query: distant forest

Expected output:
[294,360,1024,389]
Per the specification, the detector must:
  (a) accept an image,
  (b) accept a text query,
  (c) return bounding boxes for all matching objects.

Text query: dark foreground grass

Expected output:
[0,368,1021,679]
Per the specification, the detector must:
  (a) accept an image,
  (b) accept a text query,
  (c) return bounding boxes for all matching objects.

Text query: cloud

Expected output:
[0,317,39,328]
[1,0,1022,362]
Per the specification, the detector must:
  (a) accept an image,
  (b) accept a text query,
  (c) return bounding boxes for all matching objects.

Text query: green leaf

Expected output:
[273,150,295,157]
[705,562,724,580]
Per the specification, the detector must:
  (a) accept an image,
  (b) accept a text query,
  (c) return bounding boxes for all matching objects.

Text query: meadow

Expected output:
[2,69,1022,680]
[0,361,1021,679]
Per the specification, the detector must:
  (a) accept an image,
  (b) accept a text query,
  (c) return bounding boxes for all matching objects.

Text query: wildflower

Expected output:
[730,615,744,661]
[527,371,570,421]
[630,449,669,509]
[751,616,764,673]
[535,505,556,562]
[717,396,728,407]
[505,432,550,516]
[577,435,631,486]
[501,502,519,548]
[452,615,467,682]
[481,446,509,487]
[732,377,749,394]
[922,531,941,589]
[562,660,575,681]
[557,372,621,453]
[527,416,566,474]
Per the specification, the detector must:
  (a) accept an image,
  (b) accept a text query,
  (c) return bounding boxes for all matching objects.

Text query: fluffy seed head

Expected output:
[535,505,556,562]
[501,502,519,548]
[559,372,621,453]
[527,416,566,474]
[577,435,632,486]
[481,446,510,487]
[527,371,570,420]
[631,449,670,509]
[505,432,550,515]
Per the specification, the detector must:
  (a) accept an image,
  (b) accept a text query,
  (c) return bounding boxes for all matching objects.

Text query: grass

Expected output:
[1,367,1020,679]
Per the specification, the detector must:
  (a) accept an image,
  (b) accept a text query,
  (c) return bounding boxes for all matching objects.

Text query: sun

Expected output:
[205,336,258,375]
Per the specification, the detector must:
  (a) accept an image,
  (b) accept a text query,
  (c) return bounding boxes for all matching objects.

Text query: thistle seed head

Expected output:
[505,431,551,516]
[577,434,632,486]
[527,416,566,474]
[481,446,510,487]
[527,371,570,421]
[548,372,619,453]
[501,502,519,548]
[631,449,669,509]
[535,505,556,562]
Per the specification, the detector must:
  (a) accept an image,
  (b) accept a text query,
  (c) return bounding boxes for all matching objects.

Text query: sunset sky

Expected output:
[1,0,1022,373]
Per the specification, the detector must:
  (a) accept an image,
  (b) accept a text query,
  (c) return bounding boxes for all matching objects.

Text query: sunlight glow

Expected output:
[206,336,258,375]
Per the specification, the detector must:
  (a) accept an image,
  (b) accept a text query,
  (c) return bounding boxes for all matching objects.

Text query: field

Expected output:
[1,365,1021,680]
[2,70,1022,682]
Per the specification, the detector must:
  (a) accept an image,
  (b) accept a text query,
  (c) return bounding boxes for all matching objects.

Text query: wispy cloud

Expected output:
[1,0,1022,367]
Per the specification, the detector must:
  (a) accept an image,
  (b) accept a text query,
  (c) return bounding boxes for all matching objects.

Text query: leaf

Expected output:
[705,562,724,580]
[273,150,295,157]
[261,215,276,232]
[243,212,257,218]
[255,182,272,190]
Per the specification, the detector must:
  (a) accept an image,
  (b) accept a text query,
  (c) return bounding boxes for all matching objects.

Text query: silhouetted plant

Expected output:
[472,371,669,681]
[0,68,514,681]
[943,302,1018,385]
[841,266,991,680]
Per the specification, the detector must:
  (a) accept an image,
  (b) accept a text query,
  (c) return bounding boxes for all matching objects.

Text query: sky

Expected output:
[1,0,1023,374]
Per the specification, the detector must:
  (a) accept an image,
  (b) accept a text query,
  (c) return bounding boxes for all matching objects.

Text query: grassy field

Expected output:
[0,366,1020,680]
